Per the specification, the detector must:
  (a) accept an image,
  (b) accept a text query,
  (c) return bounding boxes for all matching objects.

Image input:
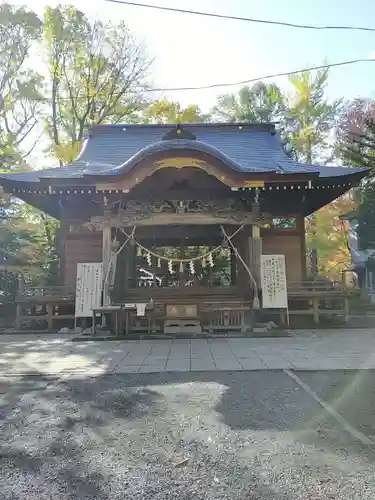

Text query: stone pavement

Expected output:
[1,328,375,375]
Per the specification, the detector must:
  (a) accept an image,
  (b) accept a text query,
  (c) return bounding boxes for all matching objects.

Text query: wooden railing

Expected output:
[120,298,251,335]
[287,280,347,294]
[17,285,75,302]
[203,301,251,333]
[13,279,352,332]
[280,280,350,325]
[15,284,75,331]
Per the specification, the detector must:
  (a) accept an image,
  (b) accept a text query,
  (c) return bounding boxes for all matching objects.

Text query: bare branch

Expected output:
[23,131,44,159]
[43,9,151,161]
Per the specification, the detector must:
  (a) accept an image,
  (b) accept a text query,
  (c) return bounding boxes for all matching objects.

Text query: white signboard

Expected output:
[75,263,103,318]
[260,255,288,309]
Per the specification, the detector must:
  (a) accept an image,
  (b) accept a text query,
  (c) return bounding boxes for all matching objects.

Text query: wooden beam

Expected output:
[102,227,111,306]
[136,224,249,240]
[248,225,262,288]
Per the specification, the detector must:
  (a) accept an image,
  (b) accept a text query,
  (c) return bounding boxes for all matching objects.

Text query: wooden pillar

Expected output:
[123,243,130,293]
[15,275,24,330]
[129,242,137,288]
[313,298,320,324]
[102,226,111,306]
[248,225,262,288]
[179,243,186,287]
[235,232,248,291]
[230,247,237,285]
[56,198,67,286]
[47,303,53,331]
[152,244,158,288]
[112,234,128,302]
[297,216,307,280]
[344,295,350,323]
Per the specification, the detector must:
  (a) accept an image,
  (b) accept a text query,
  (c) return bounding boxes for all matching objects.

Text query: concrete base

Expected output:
[164,325,202,335]
[71,330,291,341]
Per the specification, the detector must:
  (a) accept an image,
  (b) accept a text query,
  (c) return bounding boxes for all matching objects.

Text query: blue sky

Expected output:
[11,0,375,110]
[8,0,375,167]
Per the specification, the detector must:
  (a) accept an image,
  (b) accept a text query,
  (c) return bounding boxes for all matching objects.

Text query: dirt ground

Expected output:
[1,370,375,499]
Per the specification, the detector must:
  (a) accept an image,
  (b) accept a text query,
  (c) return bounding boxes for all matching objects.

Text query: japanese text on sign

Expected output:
[75,263,103,318]
[260,255,288,309]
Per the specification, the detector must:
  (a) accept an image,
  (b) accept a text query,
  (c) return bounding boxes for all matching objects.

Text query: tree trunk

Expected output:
[51,72,62,167]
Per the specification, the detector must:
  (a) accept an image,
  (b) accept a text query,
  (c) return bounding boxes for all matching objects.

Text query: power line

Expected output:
[2,58,373,104]
[149,59,375,92]
[103,0,375,33]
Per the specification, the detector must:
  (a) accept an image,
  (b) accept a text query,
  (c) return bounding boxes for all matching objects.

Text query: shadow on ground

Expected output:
[1,370,375,499]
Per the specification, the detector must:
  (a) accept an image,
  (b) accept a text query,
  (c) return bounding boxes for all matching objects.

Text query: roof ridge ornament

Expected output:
[162,124,197,141]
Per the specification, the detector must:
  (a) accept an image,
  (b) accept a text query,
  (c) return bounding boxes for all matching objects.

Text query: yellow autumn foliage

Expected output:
[53,141,83,164]
[306,195,356,279]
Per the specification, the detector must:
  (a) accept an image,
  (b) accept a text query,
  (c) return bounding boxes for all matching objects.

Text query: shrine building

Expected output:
[0,123,367,333]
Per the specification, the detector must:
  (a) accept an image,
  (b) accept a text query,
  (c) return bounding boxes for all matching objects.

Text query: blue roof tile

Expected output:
[0,123,368,183]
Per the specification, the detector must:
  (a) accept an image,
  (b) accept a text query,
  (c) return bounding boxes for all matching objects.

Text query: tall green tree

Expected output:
[143,99,209,124]
[211,82,285,123]
[0,203,59,284]
[0,4,60,285]
[284,68,342,276]
[285,68,342,163]
[0,3,44,169]
[44,5,152,164]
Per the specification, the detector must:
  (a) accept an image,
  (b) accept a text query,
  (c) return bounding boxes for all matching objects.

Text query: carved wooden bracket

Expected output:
[84,199,272,229]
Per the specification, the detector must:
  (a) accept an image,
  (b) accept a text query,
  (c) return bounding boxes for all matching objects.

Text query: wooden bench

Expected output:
[279,281,350,325]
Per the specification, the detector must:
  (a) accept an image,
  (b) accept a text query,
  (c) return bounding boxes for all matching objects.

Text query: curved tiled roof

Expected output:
[0,123,368,183]
[83,138,282,176]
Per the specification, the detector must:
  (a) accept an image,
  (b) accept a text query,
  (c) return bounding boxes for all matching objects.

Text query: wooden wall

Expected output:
[64,233,102,286]
[262,231,304,283]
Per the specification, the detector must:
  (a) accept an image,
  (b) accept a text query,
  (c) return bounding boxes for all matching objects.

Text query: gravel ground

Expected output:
[297,370,375,440]
[1,371,375,499]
